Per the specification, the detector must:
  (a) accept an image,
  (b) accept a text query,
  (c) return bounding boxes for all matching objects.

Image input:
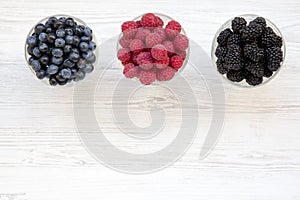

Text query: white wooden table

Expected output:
[0,0,300,199]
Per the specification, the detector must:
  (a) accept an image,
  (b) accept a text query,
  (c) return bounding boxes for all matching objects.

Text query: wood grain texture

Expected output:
[0,0,300,199]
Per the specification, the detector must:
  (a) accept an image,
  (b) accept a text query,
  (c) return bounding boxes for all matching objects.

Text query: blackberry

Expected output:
[217,28,232,46]
[215,46,227,58]
[227,69,245,82]
[216,59,228,75]
[261,27,283,48]
[246,73,263,86]
[232,17,247,33]
[244,61,264,77]
[244,44,264,62]
[225,45,242,70]
[252,17,267,28]
[266,47,283,71]
[241,22,263,43]
[263,67,273,78]
[227,34,241,46]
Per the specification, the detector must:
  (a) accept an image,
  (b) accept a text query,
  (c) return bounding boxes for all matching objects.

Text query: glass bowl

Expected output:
[211,14,286,88]
[25,14,98,87]
[116,13,190,84]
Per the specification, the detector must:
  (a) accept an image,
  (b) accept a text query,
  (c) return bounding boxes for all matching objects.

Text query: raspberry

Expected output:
[123,63,139,79]
[153,27,167,41]
[139,69,156,85]
[156,67,176,81]
[121,21,138,39]
[117,48,131,63]
[129,39,145,55]
[136,52,154,70]
[156,16,164,27]
[119,36,132,48]
[135,28,151,41]
[170,55,184,70]
[136,20,142,28]
[141,13,158,28]
[151,44,168,60]
[155,57,169,69]
[173,34,189,51]
[165,20,182,39]
[176,50,187,59]
[163,41,175,56]
[145,33,162,48]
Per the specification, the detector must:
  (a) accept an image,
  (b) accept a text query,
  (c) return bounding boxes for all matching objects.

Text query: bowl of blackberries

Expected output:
[117,13,190,85]
[212,15,285,87]
[25,15,97,86]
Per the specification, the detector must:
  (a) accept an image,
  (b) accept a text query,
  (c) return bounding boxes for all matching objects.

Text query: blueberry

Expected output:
[35,23,46,34]
[76,58,86,69]
[73,36,80,46]
[47,33,56,43]
[58,80,68,86]
[36,70,46,79]
[33,47,41,58]
[54,20,64,29]
[65,35,74,45]
[65,18,75,27]
[81,36,91,43]
[49,77,58,86]
[55,38,66,48]
[58,17,66,23]
[69,52,80,62]
[79,42,89,52]
[47,16,57,25]
[82,50,93,59]
[65,28,73,36]
[73,70,86,82]
[30,60,41,71]
[26,36,37,47]
[89,41,96,51]
[52,48,64,57]
[63,59,75,68]
[55,74,66,82]
[39,43,48,52]
[86,53,96,64]
[46,27,53,33]
[83,27,92,37]
[70,68,78,79]
[51,56,63,65]
[38,32,48,42]
[47,64,59,75]
[71,48,80,54]
[27,46,34,55]
[83,64,94,73]
[56,29,66,38]
[74,25,84,36]
[39,55,49,65]
[60,68,72,79]
[64,45,72,53]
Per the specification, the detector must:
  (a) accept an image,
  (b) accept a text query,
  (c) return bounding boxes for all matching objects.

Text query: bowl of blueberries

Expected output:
[25,15,98,86]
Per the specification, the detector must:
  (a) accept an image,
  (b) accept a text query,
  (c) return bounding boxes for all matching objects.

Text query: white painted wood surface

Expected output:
[0,0,300,199]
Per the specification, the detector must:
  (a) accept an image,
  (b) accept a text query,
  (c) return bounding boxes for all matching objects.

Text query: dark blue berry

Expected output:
[38,32,48,42]
[47,16,57,25]
[86,53,96,64]
[56,28,66,38]
[82,50,93,59]
[46,27,53,33]
[54,20,64,29]
[58,17,66,23]
[51,56,63,65]
[39,55,49,65]
[64,45,72,53]
[65,28,73,36]
[60,68,72,79]
[36,70,46,79]
[26,36,37,47]
[89,41,96,51]
[31,60,41,71]
[49,77,58,86]
[65,35,74,45]
[55,74,66,82]
[52,48,64,57]
[73,36,80,46]
[83,64,94,73]
[77,58,86,69]
[35,23,46,34]
[73,70,85,82]
[79,42,89,52]
[33,47,41,58]
[38,43,48,53]
[83,27,92,37]
[71,48,80,54]
[47,64,59,75]
[81,36,91,43]
[63,59,75,68]
[69,52,80,62]
[65,18,75,27]
[55,38,65,48]
[27,46,34,55]
[47,33,56,43]
[73,25,84,36]
[70,68,78,79]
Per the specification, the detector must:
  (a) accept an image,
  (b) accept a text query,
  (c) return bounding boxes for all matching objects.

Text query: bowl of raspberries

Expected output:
[212,14,285,87]
[25,15,97,86]
[117,13,190,85]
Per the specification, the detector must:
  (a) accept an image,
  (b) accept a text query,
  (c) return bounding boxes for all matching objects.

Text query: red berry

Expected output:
[176,50,187,59]
[151,44,168,60]
[136,20,142,28]
[121,21,138,39]
[165,20,181,39]
[135,28,151,41]
[153,27,167,41]
[170,55,184,70]
[117,48,131,63]
[139,69,156,85]
[154,57,169,69]
[119,36,132,48]
[123,63,139,79]
[141,13,158,28]
[156,67,176,81]
[145,33,163,48]
[174,34,189,51]
[136,52,154,70]
[163,41,175,56]
[156,16,164,27]
[129,39,145,55]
